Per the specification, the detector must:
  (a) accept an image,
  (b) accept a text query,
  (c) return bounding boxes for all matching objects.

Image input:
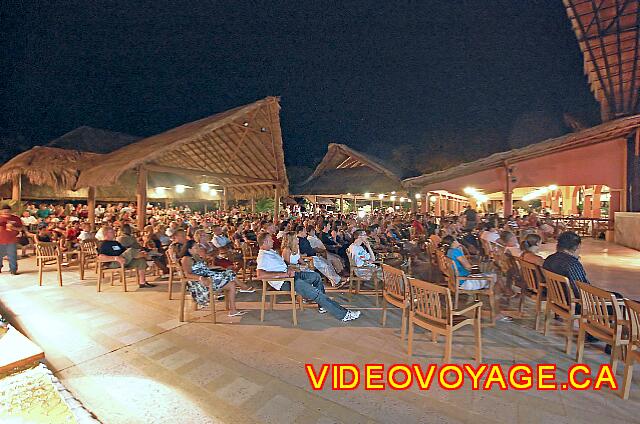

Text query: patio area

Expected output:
[0,239,639,423]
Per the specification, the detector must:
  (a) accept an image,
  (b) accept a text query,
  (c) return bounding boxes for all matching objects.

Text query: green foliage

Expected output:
[256,197,275,213]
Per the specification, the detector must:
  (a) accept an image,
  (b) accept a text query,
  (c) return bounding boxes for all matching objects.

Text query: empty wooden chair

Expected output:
[79,240,98,280]
[35,242,63,286]
[621,298,640,399]
[437,250,496,324]
[516,258,546,331]
[381,264,409,339]
[576,282,628,375]
[541,269,580,355]
[241,242,258,283]
[260,277,303,326]
[407,277,482,362]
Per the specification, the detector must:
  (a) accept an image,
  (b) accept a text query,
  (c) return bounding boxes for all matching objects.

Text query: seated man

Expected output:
[542,231,589,299]
[211,225,232,249]
[256,232,360,322]
[98,227,155,289]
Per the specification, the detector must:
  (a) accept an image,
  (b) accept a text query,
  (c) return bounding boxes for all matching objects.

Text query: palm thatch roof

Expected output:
[47,126,141,153]
[0,146,99,190]
[75,96,288,199]
[295,143,404,195]
[564,0,640,120]
[403,114,640,189]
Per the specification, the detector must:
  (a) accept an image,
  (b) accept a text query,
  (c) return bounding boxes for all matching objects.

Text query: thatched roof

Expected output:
[403,114,640,189]
[564,1,640,120]
[295,143,404,195]
[47,126,141,153]
[75,97,288,199]
[0,146,99,190]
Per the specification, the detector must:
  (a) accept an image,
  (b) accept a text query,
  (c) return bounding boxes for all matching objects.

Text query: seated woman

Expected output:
[180,241,246,316]
[193,229,235,270]
[295,226,343,287]
[281,232,301,265]
[347,230,381,281]
[520,233,544,266]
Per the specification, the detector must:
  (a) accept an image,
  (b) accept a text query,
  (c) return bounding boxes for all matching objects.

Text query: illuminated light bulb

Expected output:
[378,194,385,199]
[415,193,421,199]
[390,196,396,201]
[549,184,558,190]
[400,197,405,203]
[155,187,166,195]
[200,183,210,192]
[243,122,249,127]
[391,191,396,195]
[175,185,186,193]
[364,192,371,199]
[430,196,437,202]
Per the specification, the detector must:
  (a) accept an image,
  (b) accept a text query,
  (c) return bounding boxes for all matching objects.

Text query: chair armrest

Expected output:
[453,302,483,316]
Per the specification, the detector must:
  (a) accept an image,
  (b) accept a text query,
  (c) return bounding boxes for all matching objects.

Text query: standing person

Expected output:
[0,205,23,275]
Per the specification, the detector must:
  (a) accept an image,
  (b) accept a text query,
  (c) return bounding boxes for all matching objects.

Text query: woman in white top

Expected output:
[281,232,301,265]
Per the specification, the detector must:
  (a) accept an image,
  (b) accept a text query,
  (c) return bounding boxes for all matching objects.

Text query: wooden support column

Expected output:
[222,187,228,211]
[250,197,256,213]
[136,167,148,230]
[410,192,417,212]
[592,185,602,218]
[610,190,622,215]
[87,187,96,231]
[339,195,344,214]
[274,186,281,222]
[11,175,21,202]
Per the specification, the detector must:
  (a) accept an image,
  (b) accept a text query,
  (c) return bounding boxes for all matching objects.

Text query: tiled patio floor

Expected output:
[0,239,639,423]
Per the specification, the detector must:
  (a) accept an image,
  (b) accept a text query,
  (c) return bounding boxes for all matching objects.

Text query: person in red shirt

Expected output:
[0,205,23,274]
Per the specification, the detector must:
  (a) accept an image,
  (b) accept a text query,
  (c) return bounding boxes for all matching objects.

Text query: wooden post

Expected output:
[164,198,169,210]
[274,186,281,222]
[339,195,344,213]
[222,187,228,211]
[251,197,256,212]
[504,166,513,218]
[87,187,96,231]
[410,192,417,212]
[11,175,21,202]
[353,195,357,213]
[136,166,148,231]
[204,203,208,214]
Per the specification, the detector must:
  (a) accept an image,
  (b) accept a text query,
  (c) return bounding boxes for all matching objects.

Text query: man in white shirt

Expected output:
[255,232,359,322]
[20,212,38,227]
[211,225,231,248]
[480,222,500,243]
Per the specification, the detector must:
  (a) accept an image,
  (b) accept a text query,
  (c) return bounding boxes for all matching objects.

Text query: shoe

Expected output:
[238,287,256,293]
[10,271,18,276]
[318,307,327,314]
[227,310,248,317]
[342,310,361,322]
[498,316,513,322]
[216,294,225,300]
[138,282,157,288]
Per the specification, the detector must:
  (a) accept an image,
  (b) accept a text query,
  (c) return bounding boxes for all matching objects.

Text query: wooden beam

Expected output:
[144,163,277,184]
[11,175,21,202]
[225,181,281,188]
[137,167,148,230]
[87,187,96,231]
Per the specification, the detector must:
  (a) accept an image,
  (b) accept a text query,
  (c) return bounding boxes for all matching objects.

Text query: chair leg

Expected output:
[565,317,573,355]
[543,304,551,336]
[407,321,414,356]
[57,259,63,287]
[290,287,298,326]
[475,313,483,363]
[122,268,127,292]
[178,280,186,322]
[38,262,43,286]
[453,290,459,309]
[576,326,585,362]
[260,281,267,322]
[534,295,542,332]
[168,269,174,300]
[444,331,453,363]
[610,343,620,376]
[400,307,407,340]
[381,297,387,327]
[211,288,217,324]
[373,274,379,306]
[488,293,496,324]
[621,361,634,399]
[80,259,85,280]
[97,266,102,292]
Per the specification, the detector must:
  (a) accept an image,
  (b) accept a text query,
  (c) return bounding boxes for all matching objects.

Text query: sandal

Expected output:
[227,310,248,317]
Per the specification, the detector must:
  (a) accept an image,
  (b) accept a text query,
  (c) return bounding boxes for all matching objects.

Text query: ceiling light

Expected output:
[200,183,210,192]
[378,194,385,199]
[175,185,186,193]
[415,193,421,199]
[364,192,371,199]
[243,122,249,127]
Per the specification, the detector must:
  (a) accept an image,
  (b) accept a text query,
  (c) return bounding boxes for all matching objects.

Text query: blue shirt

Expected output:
[447,247,470,277]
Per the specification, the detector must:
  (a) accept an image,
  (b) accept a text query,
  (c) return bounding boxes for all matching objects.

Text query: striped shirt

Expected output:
[543,251,589,297]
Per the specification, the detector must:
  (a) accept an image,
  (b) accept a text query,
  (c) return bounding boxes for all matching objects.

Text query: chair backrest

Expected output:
[242,242,257,259]
[407,277,452,327]
[542,269,575,312]
[577,281,622,332]
[381,264,407,301]
[424,240,438,265]
[165,247,179,267]
[36,242,59,259]
[624,298,640,352]
[80,240,98,257]
[516,258,544,294]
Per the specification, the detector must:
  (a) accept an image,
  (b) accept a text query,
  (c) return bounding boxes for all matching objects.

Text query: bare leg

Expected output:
[225,281,237,313]
[138,269,146,285]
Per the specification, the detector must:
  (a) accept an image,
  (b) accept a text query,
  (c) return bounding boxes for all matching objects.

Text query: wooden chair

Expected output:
[179,277,230,324]
[241,242,258,283]
[621,298,640,399]
[406,277,482,362]
[437,250,496,324]
[35,242,63,287]
[260,277,303,326]
[424,240,438,268]
[381,264,410,339]
[166,249,185,300]
[576,282,628,375]
[348,253,380,305]
[541,269,581,355]
[79,240,98,280]
[516,258,546,331]
[97,258,131,292]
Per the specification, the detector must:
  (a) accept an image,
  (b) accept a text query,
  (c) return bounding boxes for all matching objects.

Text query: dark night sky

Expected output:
[1,1,600,174]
